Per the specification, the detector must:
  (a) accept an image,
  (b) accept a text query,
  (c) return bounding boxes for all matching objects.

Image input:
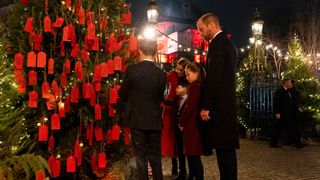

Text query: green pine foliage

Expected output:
[284,34,320,137]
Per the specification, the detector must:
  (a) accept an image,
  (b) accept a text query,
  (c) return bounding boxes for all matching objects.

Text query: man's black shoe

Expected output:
[270,144,282,148]
[174,173,187,180]
[295,143,307,149]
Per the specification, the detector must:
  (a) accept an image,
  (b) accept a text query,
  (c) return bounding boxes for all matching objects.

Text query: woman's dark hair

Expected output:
[185,62,206,82]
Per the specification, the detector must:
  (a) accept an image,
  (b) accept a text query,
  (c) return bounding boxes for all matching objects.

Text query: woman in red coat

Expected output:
[179,62,205,180]
[161,58,190,174]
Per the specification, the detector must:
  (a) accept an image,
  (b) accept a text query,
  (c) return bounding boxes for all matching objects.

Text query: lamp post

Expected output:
[251,7,264,72]
[147,0,159,24]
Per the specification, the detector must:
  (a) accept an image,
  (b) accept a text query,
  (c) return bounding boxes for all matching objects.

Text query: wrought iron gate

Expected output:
[249,84,278,138]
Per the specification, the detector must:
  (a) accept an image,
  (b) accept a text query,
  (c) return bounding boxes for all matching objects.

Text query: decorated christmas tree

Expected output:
[284,34,320,137]
[3,0,138,178]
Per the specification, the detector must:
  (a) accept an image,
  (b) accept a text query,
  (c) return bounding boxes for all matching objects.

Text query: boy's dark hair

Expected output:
[177,79,189,88]
[139,39,157,56]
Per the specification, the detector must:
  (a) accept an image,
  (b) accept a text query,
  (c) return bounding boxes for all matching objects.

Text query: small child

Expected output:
[179,62,205,180]
[172,80,189,179]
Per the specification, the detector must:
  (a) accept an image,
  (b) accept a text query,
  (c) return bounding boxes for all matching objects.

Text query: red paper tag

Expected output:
[42,82,50,99]
[58,101,65,118]
[66,156,76,173]
[60,40,65,56]
[129,34,138,52]
[98,152,107,168]
[51,80,59,97]
[48,58,54,74]
[78,7,85,25]
[46,93,56,110]
[122,11,132,25]
[75,61,83,81]
[124,128,130,145]
[94,104,101,120]
[91,152,97,172]
[77,150,82,166]
[37,51,47,68]
[112,125,121,141]
[65,96,70,112]
[48,135,55,150]
[93,65,102,82]
[86,124,93,146]
[24,17,33,33]
[91,36,99,51]
[28,70,37,85]
[64,59,71,74]
[66,0,71,8]
[14,70,24,83]
[48,155,55,173]
[108,105,115,117]
[29,90,38,108]
[87,23,96,40]
[114,56,122,71]
[74,140,80,158]
[83,83,92,99]
[100,62,108,78]
[90,91,96,107]
[53,159,61,177]
[81,49,89,61]
[94,82,101,92]
[62,26,70,42]
[51,113,60,130]
[94,127,104,141]
[107,60,115,75]
[27,51,36,67]
[70,44,79,59]
[86,11,93,25]
[33,34,43,52]
[38,125,48,141]
[18,81,26,94]
[109,86,119,104]
[44,16,52,33]
[61,72,67,88]
[36,170,44,180]
[71,86,79,103]
[106,130,113,144]
[14,53,24,70]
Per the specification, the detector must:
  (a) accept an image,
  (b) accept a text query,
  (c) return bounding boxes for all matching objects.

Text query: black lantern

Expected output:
[147,0,159,23]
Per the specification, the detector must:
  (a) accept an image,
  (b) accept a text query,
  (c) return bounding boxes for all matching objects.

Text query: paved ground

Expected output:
[132,139,320,180]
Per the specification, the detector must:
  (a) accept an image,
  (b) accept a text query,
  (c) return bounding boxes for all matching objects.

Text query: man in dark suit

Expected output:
[271,78,304,148]
[197,13,239,180]
[118,39,167,180]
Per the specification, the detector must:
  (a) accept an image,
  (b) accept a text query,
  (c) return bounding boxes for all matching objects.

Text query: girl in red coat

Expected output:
[161,58,190,175]
[179,62,205,180]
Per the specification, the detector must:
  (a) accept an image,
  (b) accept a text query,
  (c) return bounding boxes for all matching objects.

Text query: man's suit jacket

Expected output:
[274,86,293,121]
[202,32,239,149]
[118,60,167,130]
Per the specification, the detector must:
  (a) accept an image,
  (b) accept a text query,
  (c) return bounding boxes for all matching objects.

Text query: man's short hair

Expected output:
[139,39,157,56]
[199,13,220,26]
[282,78,291,84]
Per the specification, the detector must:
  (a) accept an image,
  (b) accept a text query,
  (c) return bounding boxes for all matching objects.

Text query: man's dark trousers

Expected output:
[131,129,163,180]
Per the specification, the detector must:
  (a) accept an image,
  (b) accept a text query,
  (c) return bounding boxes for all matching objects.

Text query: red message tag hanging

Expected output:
[48,155,55,173]
[38,124,48,141]
[81,49,89,61]
[42,81,50,99]
[48,135,55,150]
[64,59,71,74]
[37,51,47,68]
[29,90,38,108]
[94,104,101,120]
[106,130,113,144]
[36,170,44,180]
[65,96,70,112]
[71,86,79,103]
[112,125,121,141]
[61,72,67,88]
[94,127,104,141]
[14,53,24,70]
[51,113,60,130]
[58,101,65,118]
[90,91,96,107]
[51,80,59,97]
[124,128,130,145]
[66,155,76,173]
[129,34,138,52]
[107,59,115,75]
[122,11,132,25]
[24,17,33,33]
[53,17,64,28]
[91,152,97,172]
[48,58,54,74]
[53,159,61,177]
[28,70,37,86]
[74,140,80,158]
[87,23,96,40]
[108,105,115,117]
[109,86,119,104]
[114,56,122,71]
[94,82,101,92]
[46,93,56,110]
[44,16,52,33]
[78,7,85,25]
[98,152,107,168]
[100,62,108,78]
[77,150,82,166]
[93,65,102,82]
[27,51,36,67]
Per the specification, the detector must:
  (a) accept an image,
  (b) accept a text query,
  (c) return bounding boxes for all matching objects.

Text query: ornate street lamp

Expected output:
[251,8,264,37]
[147,0,159,24]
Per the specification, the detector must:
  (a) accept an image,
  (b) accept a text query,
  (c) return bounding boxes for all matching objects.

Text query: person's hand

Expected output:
[178,124,184,132]
[200,109,210,121]
[275,113,281,119]
[298,107,303,112]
